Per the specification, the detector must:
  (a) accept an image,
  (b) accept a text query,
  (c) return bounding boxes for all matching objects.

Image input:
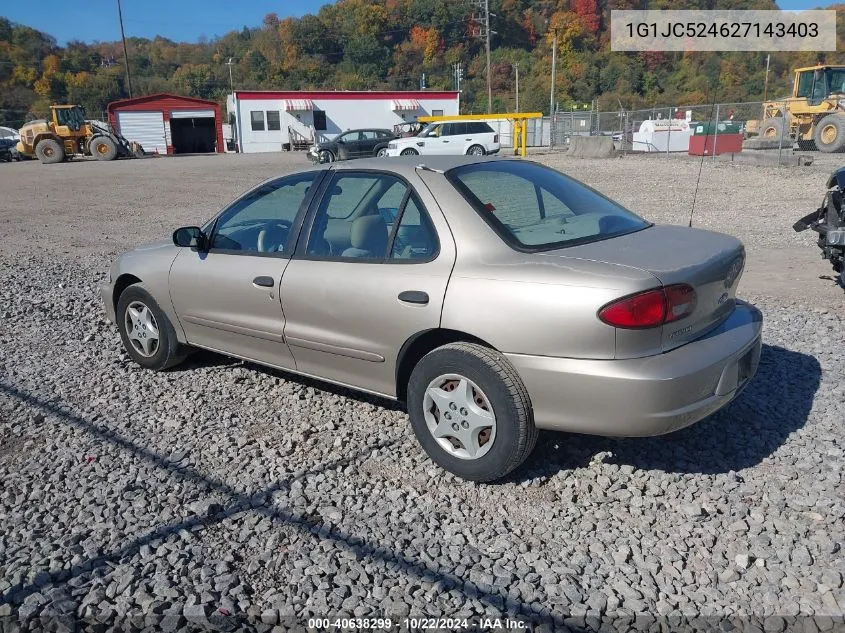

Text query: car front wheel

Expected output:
[116,284,186,371]
[400,148,419,156]
[407,342,538,482]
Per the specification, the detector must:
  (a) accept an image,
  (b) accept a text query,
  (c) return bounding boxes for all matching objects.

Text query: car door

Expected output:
[335,132,357,161]
[358,130,379,157]
[280,169,456,397]
[168,170,324,369]
[433,123,457,154]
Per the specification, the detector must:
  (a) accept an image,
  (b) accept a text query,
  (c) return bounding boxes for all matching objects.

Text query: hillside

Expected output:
[1,0,843,128]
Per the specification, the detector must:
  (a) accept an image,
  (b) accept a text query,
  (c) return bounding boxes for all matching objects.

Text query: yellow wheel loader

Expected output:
[16,104,144,164]
[746,65,845,153]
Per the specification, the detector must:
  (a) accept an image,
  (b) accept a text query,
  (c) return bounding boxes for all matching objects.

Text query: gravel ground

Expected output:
[0,152,843,632]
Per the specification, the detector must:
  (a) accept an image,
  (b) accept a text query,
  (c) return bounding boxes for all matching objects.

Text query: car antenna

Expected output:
[688,76,720,228]
[416,163,444,174]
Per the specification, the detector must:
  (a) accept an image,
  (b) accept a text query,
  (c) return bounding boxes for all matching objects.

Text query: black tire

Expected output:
[374,146,389,157]
[466,144,486,156]
[91,136,118,161]
[318,149,334,163]
[759,117,786,141]
[116,283,186,371]
[813,115,845,153]
[400,148,419,156]
[407,342,538,482]
[35,138,64,164]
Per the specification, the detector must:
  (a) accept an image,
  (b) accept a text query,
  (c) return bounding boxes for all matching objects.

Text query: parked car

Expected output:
[309,128,397,163]
[0,138,20,161]
[101,156,762,482]
[385,121,500,157]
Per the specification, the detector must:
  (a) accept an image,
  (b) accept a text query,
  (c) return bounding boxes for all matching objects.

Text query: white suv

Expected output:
[384,121,500,157]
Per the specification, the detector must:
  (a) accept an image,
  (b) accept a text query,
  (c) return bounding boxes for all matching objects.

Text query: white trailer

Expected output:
[228,90,460,154]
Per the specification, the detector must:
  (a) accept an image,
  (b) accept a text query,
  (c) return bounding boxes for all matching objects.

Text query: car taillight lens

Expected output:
[598,284,696,329]
[493,134,499,143]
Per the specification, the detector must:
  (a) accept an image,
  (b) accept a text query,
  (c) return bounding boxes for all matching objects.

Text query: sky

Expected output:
[0,0,329,45]
[0,0,832,45]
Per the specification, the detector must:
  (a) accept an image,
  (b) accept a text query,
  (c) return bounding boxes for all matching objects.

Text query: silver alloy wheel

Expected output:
[319,150,334,163]
[124,300,160,358]
[377,147,388,157]
[468,145,484,156]
[422,374,497,460]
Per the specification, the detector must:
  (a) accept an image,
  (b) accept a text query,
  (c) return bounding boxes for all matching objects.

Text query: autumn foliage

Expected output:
[1,1,844,128]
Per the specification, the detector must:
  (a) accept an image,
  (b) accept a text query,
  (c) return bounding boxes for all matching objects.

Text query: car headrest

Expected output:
[349,215,388,253]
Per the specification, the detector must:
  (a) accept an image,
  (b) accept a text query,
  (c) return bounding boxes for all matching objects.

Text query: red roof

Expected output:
[234,90,459,101]
[107,93,218,112]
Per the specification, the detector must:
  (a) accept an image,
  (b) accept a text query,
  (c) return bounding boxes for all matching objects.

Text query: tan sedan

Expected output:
[101,156,762,482]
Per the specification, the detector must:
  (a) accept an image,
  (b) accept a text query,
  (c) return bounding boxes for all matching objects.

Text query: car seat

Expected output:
[342,216,388,258]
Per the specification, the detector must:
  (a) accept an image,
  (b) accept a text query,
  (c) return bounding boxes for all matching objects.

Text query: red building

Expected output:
[107,93,224,155]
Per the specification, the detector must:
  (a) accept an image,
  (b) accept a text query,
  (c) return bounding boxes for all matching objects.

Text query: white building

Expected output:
[227,90,460,154]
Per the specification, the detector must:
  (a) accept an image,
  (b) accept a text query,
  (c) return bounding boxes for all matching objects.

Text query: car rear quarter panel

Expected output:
[417,168,658,359]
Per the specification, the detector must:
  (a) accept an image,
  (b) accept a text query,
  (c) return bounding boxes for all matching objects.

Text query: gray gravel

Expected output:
[0,153,843,631]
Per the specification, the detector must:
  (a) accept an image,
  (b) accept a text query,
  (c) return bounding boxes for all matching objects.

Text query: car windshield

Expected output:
[418,123,443,138]
[447,161,650,250]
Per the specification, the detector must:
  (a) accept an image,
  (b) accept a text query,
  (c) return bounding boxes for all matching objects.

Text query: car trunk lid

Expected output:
[541,225,746,352]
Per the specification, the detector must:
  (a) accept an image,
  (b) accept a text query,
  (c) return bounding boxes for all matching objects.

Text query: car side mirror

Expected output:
[337,138,345,144]
[173,226,206,249]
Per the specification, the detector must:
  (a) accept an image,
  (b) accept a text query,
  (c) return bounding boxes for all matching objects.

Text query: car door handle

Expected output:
[442,140,449,143]
[252,276,275,288]
[398,290,429,305]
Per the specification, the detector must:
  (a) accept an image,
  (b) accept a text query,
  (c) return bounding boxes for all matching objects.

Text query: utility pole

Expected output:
[453,63,464,92]
[116,0,133,98]
[549,30,557,117]
[484,0,491,113]
[763,54,771,102]
[513,62,519,112]
[472,0,495,113]
[226,58,235,95]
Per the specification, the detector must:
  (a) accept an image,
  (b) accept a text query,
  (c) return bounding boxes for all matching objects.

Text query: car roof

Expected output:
[329,155,517,176]
[339,128,393,133]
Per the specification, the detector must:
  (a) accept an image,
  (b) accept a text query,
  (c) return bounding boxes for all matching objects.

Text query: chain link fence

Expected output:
[548,99,810,165]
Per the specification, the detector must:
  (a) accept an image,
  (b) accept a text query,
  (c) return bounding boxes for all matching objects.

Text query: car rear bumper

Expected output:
[505,301,763,437]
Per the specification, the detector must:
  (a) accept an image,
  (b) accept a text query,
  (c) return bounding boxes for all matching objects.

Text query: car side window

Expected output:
[452,122,468,136]
[210,172,317,255]
[305,172,436,262]
[307,173,408,259]
[389,195,438,261]
[360,131,378,140]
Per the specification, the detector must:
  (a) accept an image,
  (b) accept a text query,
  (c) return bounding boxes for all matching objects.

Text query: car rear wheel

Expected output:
[407,342,538,482]
[375,147,388,157]
[400,148,419,156]
[116,284,186,371]
[466,144,486,156]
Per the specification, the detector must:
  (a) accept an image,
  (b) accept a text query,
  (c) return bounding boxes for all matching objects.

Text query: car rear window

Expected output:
[447,161,649,251]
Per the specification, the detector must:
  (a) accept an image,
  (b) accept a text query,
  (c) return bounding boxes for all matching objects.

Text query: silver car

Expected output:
[101,156,762,482]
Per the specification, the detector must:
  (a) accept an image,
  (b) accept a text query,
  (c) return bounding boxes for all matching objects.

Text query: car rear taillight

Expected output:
[493,134,499,143]
[598,284,696,329]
